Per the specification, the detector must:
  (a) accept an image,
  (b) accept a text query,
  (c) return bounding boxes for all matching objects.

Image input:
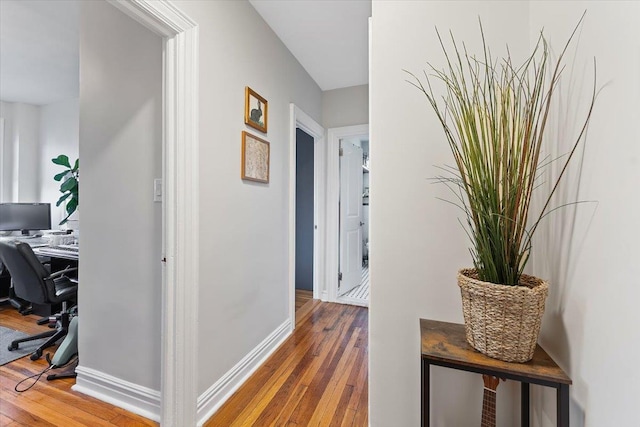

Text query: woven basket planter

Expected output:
[458,268,549,363]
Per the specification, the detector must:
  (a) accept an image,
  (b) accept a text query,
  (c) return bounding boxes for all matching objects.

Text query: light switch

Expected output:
[154,178,162,202]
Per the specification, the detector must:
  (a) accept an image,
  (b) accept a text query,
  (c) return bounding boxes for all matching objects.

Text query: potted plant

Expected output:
[52,155,79,226]
[407,18,596,362]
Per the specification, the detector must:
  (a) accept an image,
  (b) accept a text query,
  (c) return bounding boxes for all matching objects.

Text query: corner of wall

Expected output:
[196,318,292,426]
[73,366,161,422]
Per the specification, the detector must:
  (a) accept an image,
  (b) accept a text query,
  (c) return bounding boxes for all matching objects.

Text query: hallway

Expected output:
[205,301,369,426]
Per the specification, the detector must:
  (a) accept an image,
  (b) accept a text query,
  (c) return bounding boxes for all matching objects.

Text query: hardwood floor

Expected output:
[205,299,369,426]
[295,289,313,312]
[0,305,158,426]
[1,296,369,426]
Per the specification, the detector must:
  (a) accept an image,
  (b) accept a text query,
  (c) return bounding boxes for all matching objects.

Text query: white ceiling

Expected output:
[249,0,371,91]
[0,0,79,106]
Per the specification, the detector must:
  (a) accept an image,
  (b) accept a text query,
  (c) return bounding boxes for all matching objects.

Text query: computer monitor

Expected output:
[0,203,52,235]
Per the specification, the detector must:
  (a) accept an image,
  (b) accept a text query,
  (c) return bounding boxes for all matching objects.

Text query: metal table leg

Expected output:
[557,383,569,427]
[421,359,430,427]
[521,382,530,427]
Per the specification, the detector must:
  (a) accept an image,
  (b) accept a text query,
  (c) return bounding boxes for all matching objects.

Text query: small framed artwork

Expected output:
[244,86,268,133]
[241,131,270,183]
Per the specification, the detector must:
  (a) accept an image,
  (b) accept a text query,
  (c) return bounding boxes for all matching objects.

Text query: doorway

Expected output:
[288,105,324,325]
[76,2,198,425]
[0,1,198,424]
[337,136,369,307]
[295,128,314,312]
[326,124,369,306]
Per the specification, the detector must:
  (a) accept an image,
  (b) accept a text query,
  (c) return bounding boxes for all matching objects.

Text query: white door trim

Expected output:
[326,124,369,303]
[106,1,199,425]
[289,104,325,326]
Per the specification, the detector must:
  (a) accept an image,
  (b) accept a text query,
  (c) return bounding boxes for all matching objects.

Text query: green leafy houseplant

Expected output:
[406,17,596,362]
[407,18,596,287]
[52,155,79,225]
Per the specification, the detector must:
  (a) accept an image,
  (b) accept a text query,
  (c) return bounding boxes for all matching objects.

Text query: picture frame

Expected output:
[244,86,268,133]
[241,131,270,183]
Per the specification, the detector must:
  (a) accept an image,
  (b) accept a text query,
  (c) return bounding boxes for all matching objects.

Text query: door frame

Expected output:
[106,1,199,425]
[288,104,324,326]
[326,124,369,303]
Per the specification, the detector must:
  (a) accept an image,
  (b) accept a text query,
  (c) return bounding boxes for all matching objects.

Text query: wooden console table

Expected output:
[420,319,571,426]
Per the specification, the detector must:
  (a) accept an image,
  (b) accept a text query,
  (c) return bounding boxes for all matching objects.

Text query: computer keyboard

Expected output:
[48,245,79,253]
[15,237,48,246]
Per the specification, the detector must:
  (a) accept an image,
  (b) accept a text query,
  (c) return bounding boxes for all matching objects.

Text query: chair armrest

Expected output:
[48,266,78,279]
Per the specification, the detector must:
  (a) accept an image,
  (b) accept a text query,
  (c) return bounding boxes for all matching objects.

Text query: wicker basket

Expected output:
[458,268,549,363]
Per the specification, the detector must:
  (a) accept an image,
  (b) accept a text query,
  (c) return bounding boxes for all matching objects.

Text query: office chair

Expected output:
[2,261,32,315]
[0,241,78,361]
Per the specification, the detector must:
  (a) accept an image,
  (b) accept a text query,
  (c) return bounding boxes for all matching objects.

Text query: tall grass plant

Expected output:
[407,16,596,286]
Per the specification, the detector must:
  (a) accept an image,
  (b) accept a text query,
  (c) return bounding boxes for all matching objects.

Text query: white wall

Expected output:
[0,101,41,202]
[322,84,368,129]
[528,2,640,426]
[372,1,640,426]
[370,2,529,426]
[173,0,323,398]
[39,98,79,226]
[77,0,162,392]
[0,103,15,202]
[0,98,78,224]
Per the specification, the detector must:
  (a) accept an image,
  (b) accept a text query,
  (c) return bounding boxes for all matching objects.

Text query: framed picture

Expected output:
[241,131,270,183]
[244,86,268,133]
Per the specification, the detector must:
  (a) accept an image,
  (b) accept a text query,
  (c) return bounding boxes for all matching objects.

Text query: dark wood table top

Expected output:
[420,319,571,385]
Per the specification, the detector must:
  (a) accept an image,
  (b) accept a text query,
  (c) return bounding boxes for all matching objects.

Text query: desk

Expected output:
[420,319,571,427]
[33,247,79,261]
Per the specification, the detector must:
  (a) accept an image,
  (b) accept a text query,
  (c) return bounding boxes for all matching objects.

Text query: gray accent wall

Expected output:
[173,0,323,396]
[295,128,314,291]
[322,84,369,129]
[78,0,323,403]
[78,1,162,391]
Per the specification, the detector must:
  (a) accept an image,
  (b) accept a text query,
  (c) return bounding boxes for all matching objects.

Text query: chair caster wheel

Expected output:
[30,350,42,361]
[8,343,18,351]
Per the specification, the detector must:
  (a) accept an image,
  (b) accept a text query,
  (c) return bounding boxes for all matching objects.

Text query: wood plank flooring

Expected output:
[0,305,158,426]
[1,296,369,427]
[205,299,369,426]
[295,289,313,312]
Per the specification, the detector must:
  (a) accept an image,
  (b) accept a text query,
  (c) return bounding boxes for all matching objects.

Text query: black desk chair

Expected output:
[0,241,78,361]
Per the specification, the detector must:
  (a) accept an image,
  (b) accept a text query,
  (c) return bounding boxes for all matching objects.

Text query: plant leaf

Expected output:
[66,198,78,215]
[60,177,78,192]
[54,171,69,182]
[52,155,71,168]
[72,158,79,172]
[56,192,72,206]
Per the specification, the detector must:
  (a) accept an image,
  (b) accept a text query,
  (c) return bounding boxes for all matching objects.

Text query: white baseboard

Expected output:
[321,290,329,301]
[196,318,292,426]
[337,295,369,307]
[73,366,160,422]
